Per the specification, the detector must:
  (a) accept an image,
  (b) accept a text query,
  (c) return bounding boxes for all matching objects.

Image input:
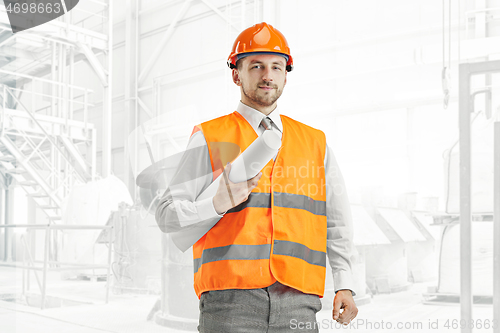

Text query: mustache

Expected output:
[259,82,278,89]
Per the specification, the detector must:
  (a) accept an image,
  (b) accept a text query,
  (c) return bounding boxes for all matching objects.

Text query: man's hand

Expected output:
[332,289,358,325]
[213,163,262,214]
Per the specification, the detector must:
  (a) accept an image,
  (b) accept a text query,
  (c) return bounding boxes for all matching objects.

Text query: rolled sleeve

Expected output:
[196,195,225,221]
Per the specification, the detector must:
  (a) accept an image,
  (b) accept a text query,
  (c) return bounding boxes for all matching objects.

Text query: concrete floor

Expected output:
[0,266,494,333]
[316,285,494,333]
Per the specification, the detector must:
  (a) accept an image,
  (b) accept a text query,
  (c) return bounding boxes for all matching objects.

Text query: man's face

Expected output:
[232,54,287,112]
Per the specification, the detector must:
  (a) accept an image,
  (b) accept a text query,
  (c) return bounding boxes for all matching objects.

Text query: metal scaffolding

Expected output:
[0,0,113,221]
[0,0,114,305]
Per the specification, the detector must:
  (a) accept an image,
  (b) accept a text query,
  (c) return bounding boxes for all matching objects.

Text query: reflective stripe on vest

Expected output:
[193,240,326,274]
[227,192,326,216]
[273,192,326,216]
[273,240,326,267]
[193,244,271,274]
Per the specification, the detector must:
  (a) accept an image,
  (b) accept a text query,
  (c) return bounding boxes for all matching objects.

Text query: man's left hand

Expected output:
[332,289,358,325]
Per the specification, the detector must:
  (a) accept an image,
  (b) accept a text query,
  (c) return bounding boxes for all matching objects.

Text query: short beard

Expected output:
[242,83,283,107]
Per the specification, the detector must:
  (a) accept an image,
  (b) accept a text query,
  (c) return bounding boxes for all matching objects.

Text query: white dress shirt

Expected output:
[155,101,356,295]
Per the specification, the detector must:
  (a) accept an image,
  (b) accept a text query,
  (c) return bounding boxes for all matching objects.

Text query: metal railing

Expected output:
[0,223,113,309]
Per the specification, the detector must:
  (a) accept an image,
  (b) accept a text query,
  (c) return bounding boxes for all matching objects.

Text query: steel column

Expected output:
[458,60,500,333]
[494,120,500,333]
[4,181,14,262]
[125,0,138,202]
[459,62,472,333]
[102,0,113,178]
[0,185,4,261]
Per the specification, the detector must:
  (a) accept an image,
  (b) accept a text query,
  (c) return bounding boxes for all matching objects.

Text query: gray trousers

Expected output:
[198,281,322,332]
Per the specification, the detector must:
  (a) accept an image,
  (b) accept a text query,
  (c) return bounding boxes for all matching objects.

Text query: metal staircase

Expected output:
[0,0,109,223]
[0,84,96,222]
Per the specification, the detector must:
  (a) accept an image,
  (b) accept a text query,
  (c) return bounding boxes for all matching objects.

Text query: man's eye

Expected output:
[274,67,282,70]
[252,65,261,69]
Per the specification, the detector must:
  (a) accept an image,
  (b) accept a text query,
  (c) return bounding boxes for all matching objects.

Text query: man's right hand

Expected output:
[213,163,262,215]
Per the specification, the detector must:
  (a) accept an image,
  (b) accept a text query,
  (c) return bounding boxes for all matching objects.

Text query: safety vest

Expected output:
[191,111,327,299]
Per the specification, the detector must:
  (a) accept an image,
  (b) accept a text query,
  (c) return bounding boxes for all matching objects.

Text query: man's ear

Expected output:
[232,69,242,86]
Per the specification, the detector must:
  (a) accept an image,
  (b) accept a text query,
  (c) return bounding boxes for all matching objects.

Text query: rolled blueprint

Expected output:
[170,130,281,252]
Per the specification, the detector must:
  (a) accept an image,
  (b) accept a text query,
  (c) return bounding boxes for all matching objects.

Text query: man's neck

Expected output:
[240,100,277,116]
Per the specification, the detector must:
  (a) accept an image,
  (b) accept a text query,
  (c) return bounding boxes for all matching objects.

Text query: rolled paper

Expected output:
[170,130,281,252]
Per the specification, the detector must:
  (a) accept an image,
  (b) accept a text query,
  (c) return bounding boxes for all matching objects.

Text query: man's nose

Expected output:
[262,67,273,82]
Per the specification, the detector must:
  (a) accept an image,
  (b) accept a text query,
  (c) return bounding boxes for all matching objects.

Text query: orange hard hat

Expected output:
[227,22,293,72]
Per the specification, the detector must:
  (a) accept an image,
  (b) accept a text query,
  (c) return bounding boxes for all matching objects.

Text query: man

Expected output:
[155,22,358,332]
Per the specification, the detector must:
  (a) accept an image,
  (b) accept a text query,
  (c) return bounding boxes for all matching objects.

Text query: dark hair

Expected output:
[235,58,243,71]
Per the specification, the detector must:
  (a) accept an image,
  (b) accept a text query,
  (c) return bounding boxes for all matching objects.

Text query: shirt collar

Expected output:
[236,101,283,133]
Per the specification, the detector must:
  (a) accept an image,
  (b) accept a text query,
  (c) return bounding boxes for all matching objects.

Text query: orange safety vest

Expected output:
[191,111,327,299]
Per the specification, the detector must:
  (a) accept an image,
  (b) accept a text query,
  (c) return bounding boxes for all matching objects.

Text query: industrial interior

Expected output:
[0,0,499,332]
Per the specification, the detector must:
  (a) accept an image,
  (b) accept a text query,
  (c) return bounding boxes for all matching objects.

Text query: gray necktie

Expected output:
[260,117,273,131]
[260,116,279,161]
